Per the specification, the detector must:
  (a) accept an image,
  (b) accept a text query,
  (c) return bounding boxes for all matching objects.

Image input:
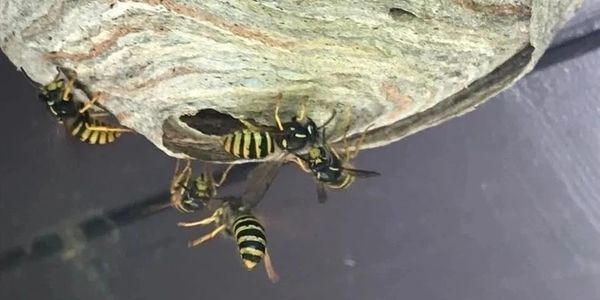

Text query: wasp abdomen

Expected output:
[223,130,274,159]
[70,114,122,145]
[233,215,267,269]
[327,172,356,189]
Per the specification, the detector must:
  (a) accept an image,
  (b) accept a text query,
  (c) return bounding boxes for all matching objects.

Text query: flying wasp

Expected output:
[222,93,335,159]
[22,67,130,145]
[293,126,380,203]
[169,159,234,213]
[178,201,279,283]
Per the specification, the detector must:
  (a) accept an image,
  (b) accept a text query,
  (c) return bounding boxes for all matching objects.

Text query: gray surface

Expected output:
[1,7,600,300]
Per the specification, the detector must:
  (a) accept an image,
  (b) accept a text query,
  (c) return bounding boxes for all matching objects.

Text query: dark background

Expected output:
[1,4,600,299]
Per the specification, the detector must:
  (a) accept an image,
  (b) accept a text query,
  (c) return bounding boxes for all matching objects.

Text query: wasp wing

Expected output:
[316,182,328,203]
[240,159,284,209]
[342,167,381,178]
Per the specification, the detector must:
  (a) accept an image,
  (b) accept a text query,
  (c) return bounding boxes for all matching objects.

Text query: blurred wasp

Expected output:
[293,126,380,203]
[222,93,335,159]
[176,161,282,282]
[21,67,130,145]
[169,159,234,213]
[178,201,279,282]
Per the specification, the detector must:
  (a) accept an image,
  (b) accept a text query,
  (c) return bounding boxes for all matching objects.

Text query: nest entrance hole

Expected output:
[180,109,244,136]
[389,7,418,21]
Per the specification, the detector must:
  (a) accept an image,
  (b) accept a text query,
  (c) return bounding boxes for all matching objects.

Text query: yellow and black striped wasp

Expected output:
[169,159,234,213]
[178,201,279,282]
[175,161,282,282]
[22,67,129,144]
[222,93,335,159]
[293,126,380,203]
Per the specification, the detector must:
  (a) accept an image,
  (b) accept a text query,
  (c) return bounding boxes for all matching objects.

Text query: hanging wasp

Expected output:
[21,67,130,145]
[169,159,234,213]
[293,126,380,203]
[222,93,336,159]
[178,200,279,282]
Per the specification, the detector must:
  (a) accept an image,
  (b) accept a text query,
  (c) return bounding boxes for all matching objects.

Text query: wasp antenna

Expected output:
[317,110,337,130]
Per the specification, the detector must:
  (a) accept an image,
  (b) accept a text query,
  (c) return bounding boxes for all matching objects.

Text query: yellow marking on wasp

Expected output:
[48,106,59,117]
[234,224,265,238]
[238,235,266,244]
[107,133,116,143]
[239,247,265,257]
[89,130,100,144]
[223,135,232,153]
[232,133,242,157]
[98,132,107,144]
[243,130,252,158]
[80,125,93,141]
[253,131,262,158]
[331,174,355,189]
[234,216,256,223]
[266,133,273,154]
[46,81,61,91]
[71,120,84,135]
[243,260,258,270]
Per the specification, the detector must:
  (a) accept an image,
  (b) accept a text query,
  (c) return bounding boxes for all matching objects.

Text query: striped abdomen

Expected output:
[69,113,122,145]
[326,172,356,189]
[315,164,355,190]
[232,214,267,270]
[223,130,274,159]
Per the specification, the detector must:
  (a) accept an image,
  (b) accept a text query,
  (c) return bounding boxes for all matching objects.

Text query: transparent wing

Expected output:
[316,182,328,203]
[342,167,381,178]
[240,159,284,209]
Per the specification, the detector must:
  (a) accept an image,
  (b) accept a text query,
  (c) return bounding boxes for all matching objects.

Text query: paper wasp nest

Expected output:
[0,0,582,161]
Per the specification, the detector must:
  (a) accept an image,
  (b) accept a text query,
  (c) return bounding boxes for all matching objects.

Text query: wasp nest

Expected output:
[0,0,582,161]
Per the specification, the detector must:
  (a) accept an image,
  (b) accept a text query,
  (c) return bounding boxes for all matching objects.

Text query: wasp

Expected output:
[178,201,279,283]
[169,159,234,213]
[222,93,335,159]
[293,126,380,203]
[22,67,130,144]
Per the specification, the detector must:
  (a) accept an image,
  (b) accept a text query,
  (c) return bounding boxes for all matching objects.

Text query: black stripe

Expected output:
[227,134,236,154]
[233,218,263,232]
[235,228,266,241]
[268,132,274,153]
[259,132,269,157]
[241,253,262,263]
[248,132,257,158]
[238,240,266,253]
[238,132,245,158]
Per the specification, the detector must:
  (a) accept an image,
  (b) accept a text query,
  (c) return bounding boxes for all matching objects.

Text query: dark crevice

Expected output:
[180,109,244,136]
[389,7,418,21]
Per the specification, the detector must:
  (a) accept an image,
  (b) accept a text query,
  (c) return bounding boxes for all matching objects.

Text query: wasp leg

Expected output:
[88,112,111,118]
[170,159,192,212]
[84,123,132,132]
[188,224,227,247]
[342,125,351,161]
[347,124,373,161]
[274,92,284,131]
[79,94,102,113]
[177,208,222,227]
[263,250,280,283]
[296,96,307,121]
[239,119,261,131]
[214,164,235,187]
[61,77,76,102]
[288,156,311,173]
